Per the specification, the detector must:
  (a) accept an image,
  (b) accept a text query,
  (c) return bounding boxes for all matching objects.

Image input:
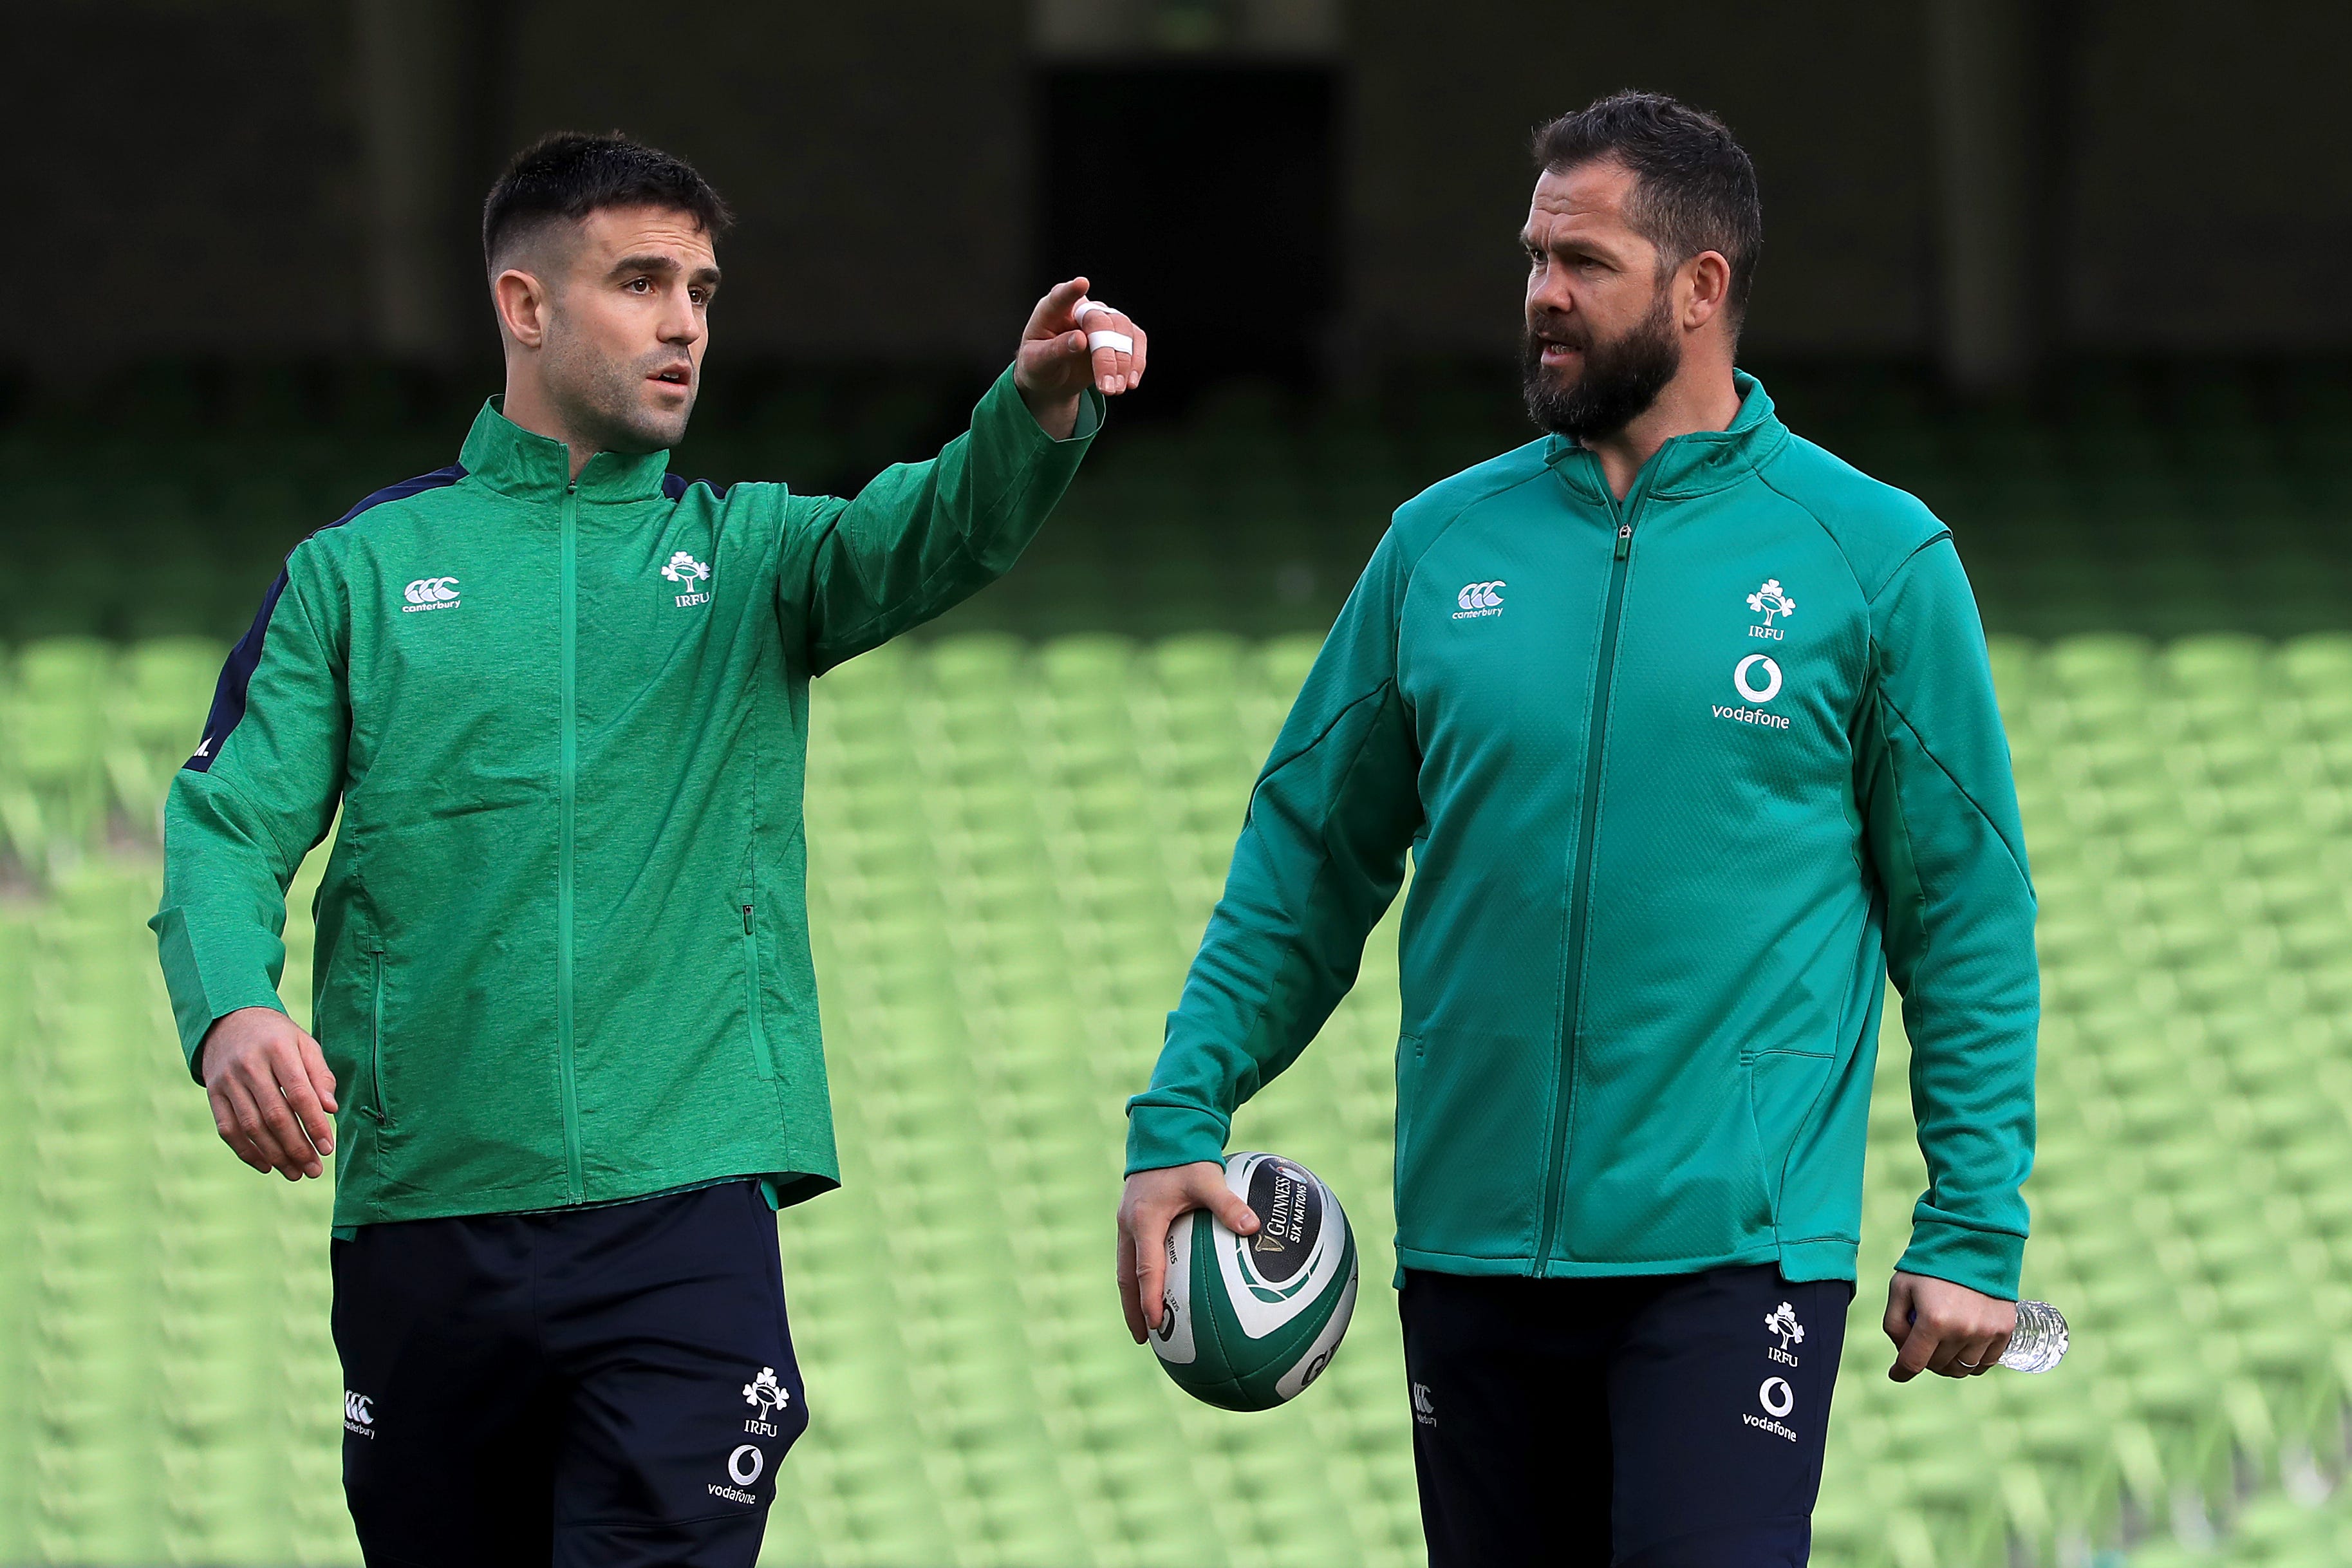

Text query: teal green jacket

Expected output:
[154,368,1098,1231]
[1128,375,2037,1298]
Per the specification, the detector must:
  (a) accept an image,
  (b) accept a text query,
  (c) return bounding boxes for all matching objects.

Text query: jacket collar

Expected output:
[1545,369,1787,503]
[457,398,675,504]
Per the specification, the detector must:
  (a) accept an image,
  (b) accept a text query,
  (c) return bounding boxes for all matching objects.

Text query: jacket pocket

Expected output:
[743,904,778,1080]
[1392,1025,1549,1263]
[1746,1049,1834,1224]
[1390,1033,1423,1247]
[364,947,392,1127]
[1393,1033,1424,1164]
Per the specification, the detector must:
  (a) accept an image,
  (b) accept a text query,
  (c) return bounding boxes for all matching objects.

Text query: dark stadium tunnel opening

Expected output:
[1036,62,1341,418]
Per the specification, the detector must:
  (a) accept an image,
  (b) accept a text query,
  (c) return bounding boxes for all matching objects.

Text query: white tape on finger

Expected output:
[1087,330,1134,354]
[1074,299,1116,323]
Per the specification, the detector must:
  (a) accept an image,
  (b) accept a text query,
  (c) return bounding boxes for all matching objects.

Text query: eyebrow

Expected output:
[1522,227,1616,263]
[608,253,723,288]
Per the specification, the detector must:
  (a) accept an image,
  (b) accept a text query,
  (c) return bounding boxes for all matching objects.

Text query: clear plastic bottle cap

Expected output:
[1999,1300,2068,1374]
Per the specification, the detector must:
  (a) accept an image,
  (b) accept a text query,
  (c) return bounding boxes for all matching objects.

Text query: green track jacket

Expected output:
[1128,374,2037,1298]
[154,367,1097,1231]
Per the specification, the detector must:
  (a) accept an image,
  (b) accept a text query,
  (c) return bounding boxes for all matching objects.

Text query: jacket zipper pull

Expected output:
[743,904,754,934]
[1614,521,1633,561]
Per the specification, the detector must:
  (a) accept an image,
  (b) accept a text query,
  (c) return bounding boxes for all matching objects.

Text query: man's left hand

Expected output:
[1883,1271,2015,1381]
[1016,276,1146,437]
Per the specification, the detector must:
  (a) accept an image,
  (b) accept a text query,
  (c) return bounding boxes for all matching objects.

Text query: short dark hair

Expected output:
[1532,92,1761,321]
[481,131,733,271]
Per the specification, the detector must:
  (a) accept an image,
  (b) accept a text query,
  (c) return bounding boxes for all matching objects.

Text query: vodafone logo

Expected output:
[1742,1376,1801,1442]
[708,1444,765,1506]
[1713,655,1791,732]
[402,576,460,613]
[1733,655,1782,704]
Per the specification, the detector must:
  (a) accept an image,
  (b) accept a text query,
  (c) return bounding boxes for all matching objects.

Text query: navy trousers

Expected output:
[1401,1264,1854,1566]
[333,1180,807,1567]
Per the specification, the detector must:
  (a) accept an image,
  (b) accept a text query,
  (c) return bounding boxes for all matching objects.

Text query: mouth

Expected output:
[1536,337,1582,368]
[647,366,693,394]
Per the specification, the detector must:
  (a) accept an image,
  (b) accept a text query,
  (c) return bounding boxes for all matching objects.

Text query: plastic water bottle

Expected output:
[1998,1300,2068,1373]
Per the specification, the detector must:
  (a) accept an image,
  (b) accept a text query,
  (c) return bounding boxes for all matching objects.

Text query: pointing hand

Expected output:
[1016,277,1148,437]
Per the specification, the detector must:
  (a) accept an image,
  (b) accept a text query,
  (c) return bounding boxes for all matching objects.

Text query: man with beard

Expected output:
[155,132,1142,1563]
[1115,92,2035,1563]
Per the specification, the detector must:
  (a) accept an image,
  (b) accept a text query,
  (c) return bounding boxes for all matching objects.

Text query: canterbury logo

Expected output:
[1452,580,1506,620]
[402,576,460,613]
[344,1391,374,1426]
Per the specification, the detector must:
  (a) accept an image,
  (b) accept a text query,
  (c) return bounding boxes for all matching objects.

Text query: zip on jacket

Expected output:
[1126,373,2038,1300]
[153,367,1101,1233]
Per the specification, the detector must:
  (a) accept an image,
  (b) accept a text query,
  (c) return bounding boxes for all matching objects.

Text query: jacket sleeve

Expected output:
[1126,529,1424,1173]
[1858,535,2038,1299]
[150,548,350,1081]
[779,365,1101,674]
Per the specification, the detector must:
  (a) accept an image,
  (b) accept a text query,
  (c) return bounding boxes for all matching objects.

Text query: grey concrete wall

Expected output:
[1345,0,1939,359]
[2063,0,2352,351]
[19,1,366,366]
[11,0,2351,378]
[503,0,1034,362]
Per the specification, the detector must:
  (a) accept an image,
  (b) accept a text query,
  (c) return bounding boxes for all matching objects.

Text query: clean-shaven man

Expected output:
[155,131,1144,1565]
[1117,93,2034,1564]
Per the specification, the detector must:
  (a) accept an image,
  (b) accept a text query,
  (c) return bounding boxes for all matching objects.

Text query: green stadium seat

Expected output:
[19,627,2352,1566]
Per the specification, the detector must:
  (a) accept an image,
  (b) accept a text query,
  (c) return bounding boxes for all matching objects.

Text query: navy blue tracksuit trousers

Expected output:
[333,1180,807,1567]
[1401,1264,1854,1565]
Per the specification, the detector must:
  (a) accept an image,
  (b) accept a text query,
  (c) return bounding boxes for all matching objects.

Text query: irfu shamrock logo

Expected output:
[1746,578,1796,625]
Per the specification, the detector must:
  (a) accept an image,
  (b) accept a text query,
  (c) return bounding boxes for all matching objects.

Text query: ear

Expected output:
[493,267,551,350]
[1680,251,1733,331]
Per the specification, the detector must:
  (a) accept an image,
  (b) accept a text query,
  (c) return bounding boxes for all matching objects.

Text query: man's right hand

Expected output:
[200,1006,338,1181]
[1117,1161,1260,1343]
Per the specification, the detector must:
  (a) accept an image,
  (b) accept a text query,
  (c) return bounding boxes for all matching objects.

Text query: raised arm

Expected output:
[1117,530,1424,1339]
[1858,535,2039,1379]
[780,278,1138,672]
[151,546,350,1180]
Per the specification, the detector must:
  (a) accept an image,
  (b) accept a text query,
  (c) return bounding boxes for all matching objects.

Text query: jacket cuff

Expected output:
[984,362,1105,447]
[1124,1100,1230,1176]
[153,906,292,1081]
[1895,1216,2025,1300]
[185,994,295,1084]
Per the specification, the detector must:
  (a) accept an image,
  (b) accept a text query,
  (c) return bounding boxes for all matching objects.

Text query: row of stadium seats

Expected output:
[0,862,348,1565]
[0,637,218,877]
[4,361,2351,644]
[8,630,2352,1565]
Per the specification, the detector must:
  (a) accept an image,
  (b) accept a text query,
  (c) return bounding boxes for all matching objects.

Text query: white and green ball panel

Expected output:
[1151,1152,1359,1412]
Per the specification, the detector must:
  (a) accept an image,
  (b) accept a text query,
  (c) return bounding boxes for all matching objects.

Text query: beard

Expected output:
[1521,288,1681,442]
[543,327,697,454]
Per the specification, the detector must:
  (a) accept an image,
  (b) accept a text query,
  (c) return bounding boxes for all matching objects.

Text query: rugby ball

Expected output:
[1149,1151,1358,1411]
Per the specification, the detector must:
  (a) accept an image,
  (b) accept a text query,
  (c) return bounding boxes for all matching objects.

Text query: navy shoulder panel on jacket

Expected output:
[185,465,465,774]
[662,472,736,502]
[1753,433,1950,602]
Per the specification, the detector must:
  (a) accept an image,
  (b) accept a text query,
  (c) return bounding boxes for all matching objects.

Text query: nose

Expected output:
[660,293,703,347]
[1528,259,1574,321]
